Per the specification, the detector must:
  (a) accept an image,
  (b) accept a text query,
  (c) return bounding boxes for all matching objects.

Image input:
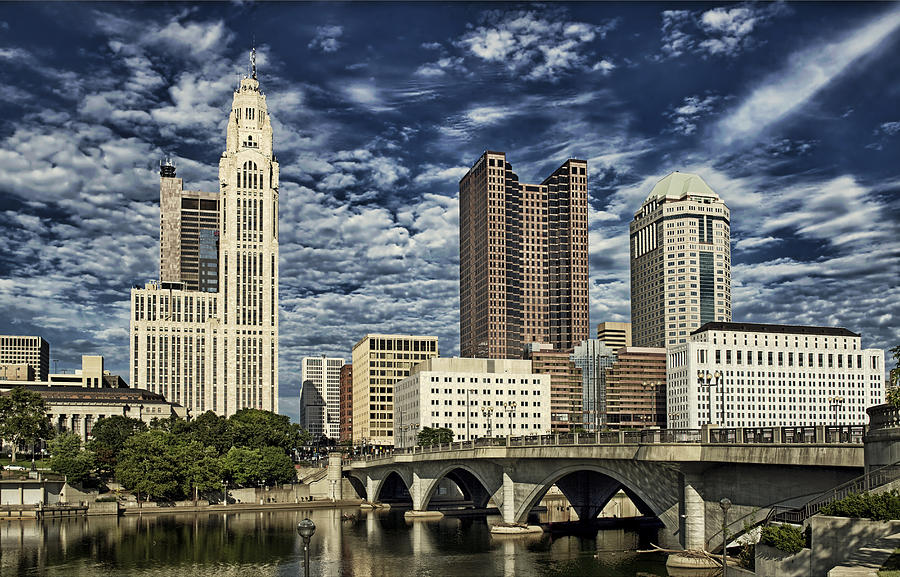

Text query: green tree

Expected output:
[889,344,900,389]
[416,427,454,447]
[48,432,94,484]
[116,430,181,501]
[227,409,308,452]
[222,446,295,487]
[0,387,53,463]
[187,411,233,455]
[177,440,222,501]
[87,415,147,475]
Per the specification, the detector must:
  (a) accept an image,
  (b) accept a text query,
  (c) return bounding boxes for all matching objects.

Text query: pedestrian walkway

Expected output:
[827,532,900,577]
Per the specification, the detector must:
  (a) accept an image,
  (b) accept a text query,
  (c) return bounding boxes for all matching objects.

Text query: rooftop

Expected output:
[692,322,860,338]
[645,171,718,203]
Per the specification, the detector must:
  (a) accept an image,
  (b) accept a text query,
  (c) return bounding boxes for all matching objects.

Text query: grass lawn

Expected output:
[878,548,900,577]
[0,457,50,469]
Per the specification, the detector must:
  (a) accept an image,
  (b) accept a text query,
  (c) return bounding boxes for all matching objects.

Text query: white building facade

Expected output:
[667,322,885,429]
[300,356,344,440]
[130,55,279,416]
[393,358,552,448]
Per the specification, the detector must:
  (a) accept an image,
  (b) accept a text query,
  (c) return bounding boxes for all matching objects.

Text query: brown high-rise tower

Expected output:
[459,151,589,359]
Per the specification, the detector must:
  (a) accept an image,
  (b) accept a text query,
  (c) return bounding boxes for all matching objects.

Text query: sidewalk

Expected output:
[122,499,364,515]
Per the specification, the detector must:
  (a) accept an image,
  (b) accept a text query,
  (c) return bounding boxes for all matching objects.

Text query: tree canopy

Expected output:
[416,427,454,446]
[87,415,147,475]
[0,387,53,463]
[48,432,94,484]
[228,409,308,452]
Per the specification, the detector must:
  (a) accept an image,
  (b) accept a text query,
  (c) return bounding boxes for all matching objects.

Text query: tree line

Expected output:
[0,386,310,502]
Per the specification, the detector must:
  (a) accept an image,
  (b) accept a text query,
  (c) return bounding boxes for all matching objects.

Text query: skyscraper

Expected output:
[300,356,344,440]
[571,339,617,431]
[630,172,731,348]
[130,52,280,416]
[459,151,589,359]
[0,335,49,381]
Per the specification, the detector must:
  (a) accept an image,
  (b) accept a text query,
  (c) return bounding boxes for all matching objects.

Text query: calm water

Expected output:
[1,508,670,577]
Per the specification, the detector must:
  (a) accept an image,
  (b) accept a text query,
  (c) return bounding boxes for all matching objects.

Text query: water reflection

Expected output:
[1,508,670,577]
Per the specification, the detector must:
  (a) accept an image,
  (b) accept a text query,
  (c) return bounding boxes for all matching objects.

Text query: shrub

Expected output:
[819,490,900,521]
[95,495,118,502]
[760,524,805,554]
[887,387,900,408]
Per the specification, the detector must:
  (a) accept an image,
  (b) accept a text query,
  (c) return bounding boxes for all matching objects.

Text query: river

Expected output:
[1,507,671,576]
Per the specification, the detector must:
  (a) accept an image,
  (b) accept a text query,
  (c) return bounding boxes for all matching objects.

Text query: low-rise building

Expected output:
[339,364,352,443]
[393,358,551,448]
[571,340,618,431]
[527,347,583,433]
[0,355,184,443]
[666,322,885,429]
[604,347,667,429]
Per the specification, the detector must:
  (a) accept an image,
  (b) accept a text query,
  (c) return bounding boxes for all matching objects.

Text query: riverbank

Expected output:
[123,498,364,515]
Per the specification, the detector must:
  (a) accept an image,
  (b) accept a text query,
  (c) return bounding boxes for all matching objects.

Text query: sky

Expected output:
[0,2,898,421]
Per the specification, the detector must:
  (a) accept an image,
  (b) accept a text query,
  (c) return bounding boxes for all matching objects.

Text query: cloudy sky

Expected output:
[1,2,898,419]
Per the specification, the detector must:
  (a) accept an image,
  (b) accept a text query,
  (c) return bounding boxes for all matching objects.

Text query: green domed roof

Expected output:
[646,171,717,202]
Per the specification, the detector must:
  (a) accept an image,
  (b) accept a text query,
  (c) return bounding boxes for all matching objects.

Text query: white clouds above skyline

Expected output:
[0,2,897,419]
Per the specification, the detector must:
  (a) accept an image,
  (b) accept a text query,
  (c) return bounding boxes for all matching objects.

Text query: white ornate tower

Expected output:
[217,51,280,415]
[130,50,279,416]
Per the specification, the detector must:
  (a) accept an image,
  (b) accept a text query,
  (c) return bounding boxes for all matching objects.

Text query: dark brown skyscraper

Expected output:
[459,151,588,359]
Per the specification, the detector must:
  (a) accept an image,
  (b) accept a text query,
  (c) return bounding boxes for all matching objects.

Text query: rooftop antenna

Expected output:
[250,37,257,80]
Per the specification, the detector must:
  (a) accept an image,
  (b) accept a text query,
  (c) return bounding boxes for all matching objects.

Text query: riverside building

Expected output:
[630,172,731,348]
[459,151,589,359]
[351,334,439,446]
[666,322,885,429]
[603,347,667,430]
[393,358,551,448]
[130,51,280,416]
[571,339,618,431]
[300,356,344,440]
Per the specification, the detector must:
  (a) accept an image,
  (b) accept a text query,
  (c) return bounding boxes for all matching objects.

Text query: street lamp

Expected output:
[481,407,494,438]
[503,402,517,438]
[698,371,714,425]
[719,498,731,576]
[828,396,845,426]
[714,371,725,426]
[297,518,316,577]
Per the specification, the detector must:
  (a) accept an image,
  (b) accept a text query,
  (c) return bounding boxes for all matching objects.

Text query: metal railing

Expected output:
[352,425,865,463]
[769,460,900,524]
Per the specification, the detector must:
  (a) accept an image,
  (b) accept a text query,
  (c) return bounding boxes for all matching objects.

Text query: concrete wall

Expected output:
[810,516,900,576]
[0,481,64,506]
[755,543,811,577]
[229,485,308,504]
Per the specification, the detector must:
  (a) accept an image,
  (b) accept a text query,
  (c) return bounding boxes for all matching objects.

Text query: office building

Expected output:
[604,347,667,429]
[351,334,439,446]
[527,347,583,433]
[571,339,618,431]
[393,357,551,447]
[130,52,280,416]
[0,336,49,381]
[630,172,731,348]
[300,356,343,440]
[667,323,885,429]
[459,151,589,359]
[339,364,352,442]
[596,322,632,351]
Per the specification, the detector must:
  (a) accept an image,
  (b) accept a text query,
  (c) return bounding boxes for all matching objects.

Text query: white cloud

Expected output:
[665,94,720,135]
[715,8,900,147]
[456,9,615,81]
[876,121,900,136]
[658,3,788,60]
[309,25,344,53]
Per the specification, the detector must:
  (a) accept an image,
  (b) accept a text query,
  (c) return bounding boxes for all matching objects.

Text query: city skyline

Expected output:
[0,3,898,420]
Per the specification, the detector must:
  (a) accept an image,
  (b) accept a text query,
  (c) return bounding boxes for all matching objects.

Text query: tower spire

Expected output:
[250,42,257,80]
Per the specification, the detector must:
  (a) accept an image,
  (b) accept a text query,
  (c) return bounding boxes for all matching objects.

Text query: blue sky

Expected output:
[0,2,898,419]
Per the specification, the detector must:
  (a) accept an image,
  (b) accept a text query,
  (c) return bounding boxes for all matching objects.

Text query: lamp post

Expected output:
[503,402,517,438]
[828,396,845,426]
[719,498,731,576]
[465,388,476,442]
[297,518,316,577]
[481,407,494,438]
[714,371,725,426]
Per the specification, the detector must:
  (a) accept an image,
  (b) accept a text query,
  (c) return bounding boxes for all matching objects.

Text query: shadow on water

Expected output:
[1,507,672,577]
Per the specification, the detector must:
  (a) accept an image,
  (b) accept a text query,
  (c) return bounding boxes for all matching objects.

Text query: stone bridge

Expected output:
[343,436,863,551]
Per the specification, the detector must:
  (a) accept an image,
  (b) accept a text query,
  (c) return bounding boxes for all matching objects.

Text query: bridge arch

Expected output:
[374,470,413,503]
[419,463,501,511]
[513,463,676,532]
